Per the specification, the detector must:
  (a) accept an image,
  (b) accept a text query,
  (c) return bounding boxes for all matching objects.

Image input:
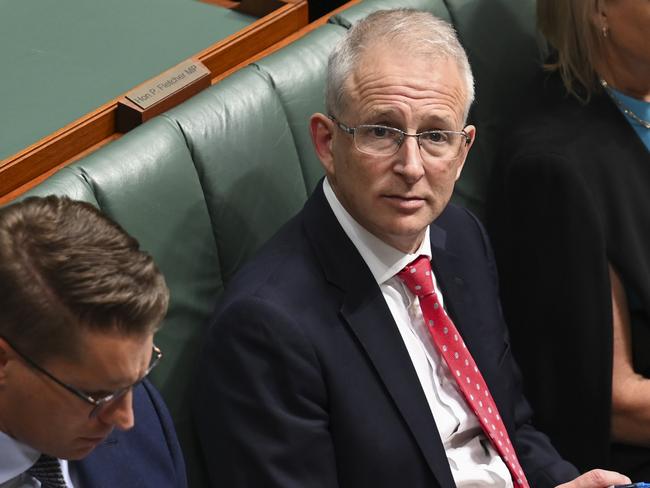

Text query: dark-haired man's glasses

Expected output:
[2,337,162,418]
[329,115,471,160]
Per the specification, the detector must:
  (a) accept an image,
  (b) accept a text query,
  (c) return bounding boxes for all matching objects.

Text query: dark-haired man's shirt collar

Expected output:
[0,430,38,487]
[0,430,73,487]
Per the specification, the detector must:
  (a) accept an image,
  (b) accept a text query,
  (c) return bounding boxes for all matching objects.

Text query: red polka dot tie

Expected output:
[397,256,529,487]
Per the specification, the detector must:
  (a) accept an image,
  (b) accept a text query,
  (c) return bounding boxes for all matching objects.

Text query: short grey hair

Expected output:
[326,9,475,123]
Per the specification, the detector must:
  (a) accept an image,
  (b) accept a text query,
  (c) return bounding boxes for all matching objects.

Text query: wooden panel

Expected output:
[0,134,122,206]
[0,104,116,203]
[0,0,308,201]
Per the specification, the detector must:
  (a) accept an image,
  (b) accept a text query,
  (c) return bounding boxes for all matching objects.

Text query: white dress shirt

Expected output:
[323,179,512,487]
[0,431,74,488]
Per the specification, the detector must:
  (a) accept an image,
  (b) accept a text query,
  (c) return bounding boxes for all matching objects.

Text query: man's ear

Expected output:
[454,124,476,181]
[0,338,13,384]
[309,113,336,176]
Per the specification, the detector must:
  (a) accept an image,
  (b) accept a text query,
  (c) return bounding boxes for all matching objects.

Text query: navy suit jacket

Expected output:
[73,379,187,488]
[194,181,578,488]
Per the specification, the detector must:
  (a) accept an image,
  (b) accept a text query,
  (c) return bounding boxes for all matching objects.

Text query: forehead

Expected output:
[342,48,467,127]
[47,330,154,388]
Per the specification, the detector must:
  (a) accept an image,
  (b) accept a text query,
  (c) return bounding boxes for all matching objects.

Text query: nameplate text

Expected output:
[126,59,210,110]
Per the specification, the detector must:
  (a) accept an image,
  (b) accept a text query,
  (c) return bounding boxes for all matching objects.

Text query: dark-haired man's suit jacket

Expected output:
[73,380,187,488]
[194,181,578,488]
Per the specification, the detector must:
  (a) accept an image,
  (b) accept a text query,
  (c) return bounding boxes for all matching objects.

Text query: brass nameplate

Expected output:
[126,59,210,110]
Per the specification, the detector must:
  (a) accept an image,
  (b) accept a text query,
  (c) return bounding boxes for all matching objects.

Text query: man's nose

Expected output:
[97,390,135,431]
[394,134,425,182]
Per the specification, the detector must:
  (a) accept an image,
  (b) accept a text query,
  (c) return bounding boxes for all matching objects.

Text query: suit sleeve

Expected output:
[465,208,580,487]
[193,295,339,488]
[488,152,613,472]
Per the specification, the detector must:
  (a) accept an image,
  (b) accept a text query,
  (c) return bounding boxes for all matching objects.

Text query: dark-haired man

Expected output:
[0,196,186,487]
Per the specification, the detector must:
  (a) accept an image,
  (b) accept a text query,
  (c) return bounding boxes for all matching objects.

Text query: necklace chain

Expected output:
[600,79,650,130]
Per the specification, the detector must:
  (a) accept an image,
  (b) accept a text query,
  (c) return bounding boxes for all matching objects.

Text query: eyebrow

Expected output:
[362,109,398,124]
[362,114,456,132]
[78,364,149,393]
[362,109,456,130]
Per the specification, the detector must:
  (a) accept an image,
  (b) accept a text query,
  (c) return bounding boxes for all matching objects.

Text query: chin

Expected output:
[62,440,103,460]
[391,219,432,238]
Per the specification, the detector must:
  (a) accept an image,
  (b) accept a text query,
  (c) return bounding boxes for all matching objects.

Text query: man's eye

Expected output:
[422,131,448,143]
[370,126,391,138]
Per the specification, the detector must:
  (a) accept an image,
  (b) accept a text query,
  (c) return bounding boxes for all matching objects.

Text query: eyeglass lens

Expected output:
[354,125,465,158]
[88,346,162,418]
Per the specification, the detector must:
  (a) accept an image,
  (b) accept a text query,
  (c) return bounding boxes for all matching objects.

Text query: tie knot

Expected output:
[397,255,435,297]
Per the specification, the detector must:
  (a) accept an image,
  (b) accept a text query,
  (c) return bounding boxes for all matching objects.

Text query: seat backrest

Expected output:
[445,0,540,218]
[17,0,539,484]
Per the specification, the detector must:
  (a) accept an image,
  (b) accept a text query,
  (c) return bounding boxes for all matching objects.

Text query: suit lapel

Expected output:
[429,222,503,403]
[429,226,475,348]
[74,433,144,488]
[303,183,456,487]
[72,436,120,487]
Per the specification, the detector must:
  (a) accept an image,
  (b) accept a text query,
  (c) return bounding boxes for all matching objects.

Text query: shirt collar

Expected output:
[609,85,650,120]
[323,178,432,285]
[0,430,40,484]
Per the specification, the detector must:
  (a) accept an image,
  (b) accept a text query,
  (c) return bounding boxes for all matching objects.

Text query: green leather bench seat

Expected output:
[165,67,311,277]
[18,0,539,485]
[254,24,347,192]
[331,0,451,25]
[444,0,539,215]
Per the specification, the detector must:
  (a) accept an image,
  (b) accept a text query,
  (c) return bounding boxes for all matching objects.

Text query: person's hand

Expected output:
[555,469,631,488]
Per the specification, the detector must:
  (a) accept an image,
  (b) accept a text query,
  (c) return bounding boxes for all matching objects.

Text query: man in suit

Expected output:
[193,9,630,488]
[0,196,187,487]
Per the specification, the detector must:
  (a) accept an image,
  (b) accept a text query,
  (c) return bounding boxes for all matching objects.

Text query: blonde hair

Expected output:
[537,0,605,101]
